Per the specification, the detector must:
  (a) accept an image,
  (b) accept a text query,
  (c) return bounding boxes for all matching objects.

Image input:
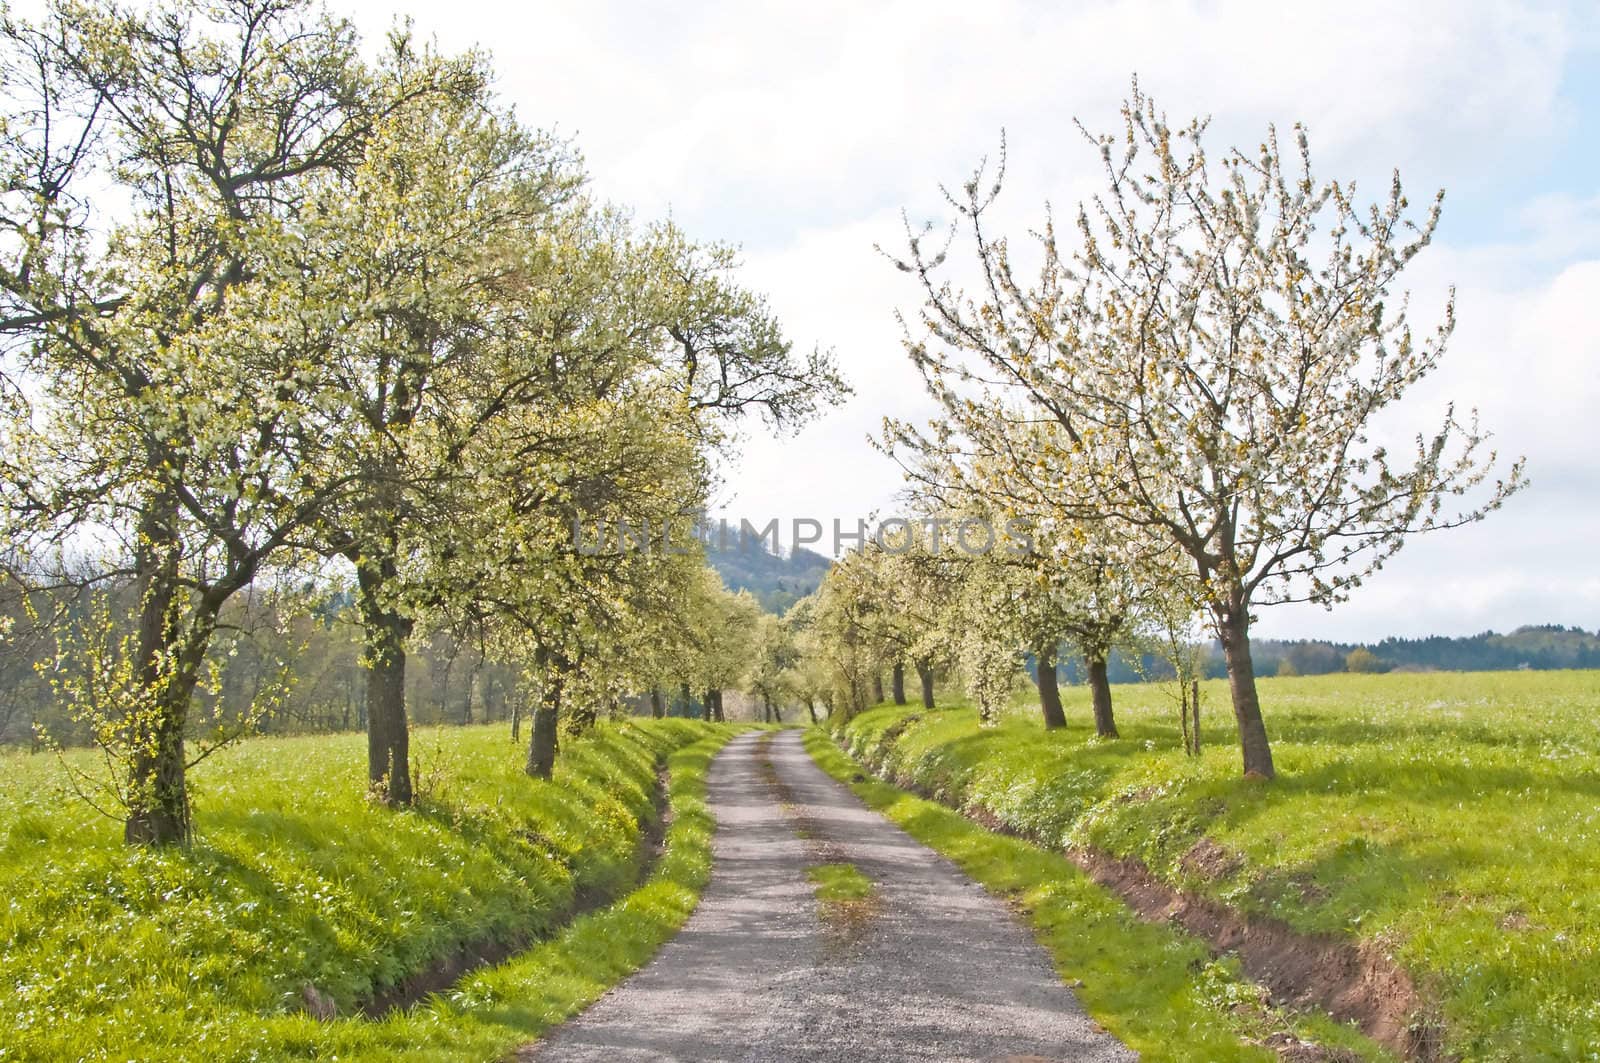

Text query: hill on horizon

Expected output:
[705,538,832,614]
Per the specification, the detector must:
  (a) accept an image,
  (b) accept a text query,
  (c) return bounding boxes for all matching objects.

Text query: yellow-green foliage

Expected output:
[0,719,729,1061]
[806,862,874,904]
[834,670,1600,1061]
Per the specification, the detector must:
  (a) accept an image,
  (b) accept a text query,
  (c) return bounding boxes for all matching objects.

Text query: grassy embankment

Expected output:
[0,718,737,1061]
[820,670,1600,1061]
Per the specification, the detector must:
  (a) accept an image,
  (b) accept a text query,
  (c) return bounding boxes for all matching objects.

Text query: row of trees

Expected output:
[800,85,1522,777]
[0,579,535,747]
[0,0,844,843]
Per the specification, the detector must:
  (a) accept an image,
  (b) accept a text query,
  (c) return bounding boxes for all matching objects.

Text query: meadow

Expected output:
[832,669,1600,1061]
[0,719,730,1062]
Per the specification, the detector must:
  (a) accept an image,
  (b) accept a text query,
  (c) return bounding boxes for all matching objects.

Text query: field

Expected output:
[832,669,1600,1061]
[0,719,731,1062]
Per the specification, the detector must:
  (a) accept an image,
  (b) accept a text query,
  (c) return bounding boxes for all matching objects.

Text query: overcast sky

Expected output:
[335,0,1600,641]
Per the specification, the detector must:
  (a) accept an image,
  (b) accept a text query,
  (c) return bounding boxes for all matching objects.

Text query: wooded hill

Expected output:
[705,538,831,614]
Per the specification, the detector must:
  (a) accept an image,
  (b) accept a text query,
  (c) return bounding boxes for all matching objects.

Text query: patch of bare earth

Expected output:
[1181,837,1246,880]
[849,740,1448,1062]
[1069,847,1446,1061]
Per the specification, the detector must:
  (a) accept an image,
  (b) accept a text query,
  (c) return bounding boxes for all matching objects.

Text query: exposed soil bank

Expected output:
[843,734,1447,1062]
[1066,845,1445,1062]
[352,764,673,1019]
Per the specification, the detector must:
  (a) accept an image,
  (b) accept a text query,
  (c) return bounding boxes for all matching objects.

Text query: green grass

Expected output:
[0,719,736,1062]
[831,670,1600,1061]
[806,861,874,904]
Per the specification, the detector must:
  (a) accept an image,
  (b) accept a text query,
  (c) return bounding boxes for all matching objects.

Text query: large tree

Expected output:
[889,86,1523,777]
[0,0,448,842]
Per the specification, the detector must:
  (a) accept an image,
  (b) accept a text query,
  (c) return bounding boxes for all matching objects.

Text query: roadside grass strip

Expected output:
[0,723,737,1062]
[297,729,736,1061]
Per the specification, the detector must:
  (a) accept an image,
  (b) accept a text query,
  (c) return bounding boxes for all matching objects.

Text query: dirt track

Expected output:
[520,729,1134,1062]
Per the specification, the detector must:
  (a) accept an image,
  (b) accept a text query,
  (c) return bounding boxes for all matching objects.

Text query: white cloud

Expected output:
[333,0,1598,636]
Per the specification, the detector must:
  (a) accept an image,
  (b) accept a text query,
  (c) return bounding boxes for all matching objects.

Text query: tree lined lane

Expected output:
[523,730,1133,1062]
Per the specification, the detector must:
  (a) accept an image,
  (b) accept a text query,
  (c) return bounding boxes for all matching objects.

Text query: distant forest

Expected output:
[702,542,1600,684]
[5,534,1593,748]
[1067,625,1600,685]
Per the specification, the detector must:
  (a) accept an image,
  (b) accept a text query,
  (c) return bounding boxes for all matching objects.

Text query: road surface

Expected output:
[520,729,1135,1062]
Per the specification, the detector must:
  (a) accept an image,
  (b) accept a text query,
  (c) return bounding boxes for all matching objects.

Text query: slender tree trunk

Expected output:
[1036,645,1067,730]
[1086,651,1118,738]
[650,687,664,719]
[891,661,906,705]
[806,699,818,725]
[357,560,414,806]
[872,673,885,704]
[713,689,725,722]
[510,683,521,743]
[916,657,935,709]
[526,661,561,779]
[703,688,716,723]
[1216,597,1275,778]
[125,492,190,846]
[679,681,692,718]
[1191,679,1202,753]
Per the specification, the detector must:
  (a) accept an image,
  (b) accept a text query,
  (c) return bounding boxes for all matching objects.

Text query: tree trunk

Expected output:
[713,689,725,722]
[703,688,716,723]
[872,673,885,704]
[510,683,521,743]
[916,657,935,709]
[526,665,561,779]
[1036,645,1067,730]
[806,699,819,725]
[891,661,906,705]
[1086,652,1118,738]
[124,493,190,846]
[462,665,479,725]
[650,688,664,719]
[357,560,413,806]
[1216,598,1275,778]
[680,681,692,718]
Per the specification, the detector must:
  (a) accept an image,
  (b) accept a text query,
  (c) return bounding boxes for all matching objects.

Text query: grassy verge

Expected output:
[830,670,1600,1061]
[803,729,1386,1062]
[0,719,736,1061]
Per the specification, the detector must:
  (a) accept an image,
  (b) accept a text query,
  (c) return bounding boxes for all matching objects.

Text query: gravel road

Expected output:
[519,729,1135,1062]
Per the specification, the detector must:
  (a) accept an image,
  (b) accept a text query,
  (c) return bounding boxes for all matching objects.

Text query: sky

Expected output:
[331,0,1600,641]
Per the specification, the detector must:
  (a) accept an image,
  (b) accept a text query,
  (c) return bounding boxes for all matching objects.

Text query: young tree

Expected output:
[748,610,796,722]
[948,556,1020,726]
[781,596,834,723]
[888,86,1523,777]
[807,555,887,722]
